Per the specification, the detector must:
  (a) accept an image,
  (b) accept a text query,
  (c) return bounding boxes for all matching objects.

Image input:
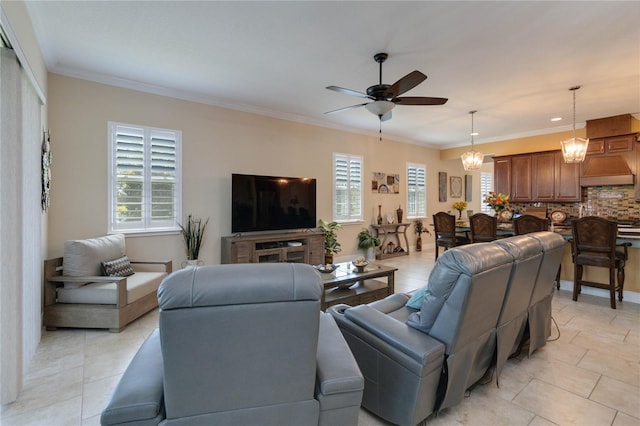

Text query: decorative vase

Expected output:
[365,247,375,261]
[377,205,383,225]
[416,236,422,251]
[396,205,403,224]
[324,253,334,265]
[182,259,203,268]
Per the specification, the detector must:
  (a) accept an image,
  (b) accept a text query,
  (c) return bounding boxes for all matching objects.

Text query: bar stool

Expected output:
[433,212,469,261]
[571,217,630,309]
[514,215,561,290]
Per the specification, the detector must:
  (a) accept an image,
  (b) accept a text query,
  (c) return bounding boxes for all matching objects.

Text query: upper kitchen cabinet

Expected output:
[532,151,580,202]
[586,134,635,155]
[494,151,580,203]
[493,155,533,202]
[511,155,532,201]
[494,157,512,196]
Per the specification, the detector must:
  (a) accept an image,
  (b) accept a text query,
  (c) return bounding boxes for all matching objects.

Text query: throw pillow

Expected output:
[405,286,429,309]
[102,255,135,277]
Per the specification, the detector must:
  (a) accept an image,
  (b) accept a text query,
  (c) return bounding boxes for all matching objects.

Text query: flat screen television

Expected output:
[231,173,317,233]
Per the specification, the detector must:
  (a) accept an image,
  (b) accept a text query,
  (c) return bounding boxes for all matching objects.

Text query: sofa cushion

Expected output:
[57,272,166,305]
[405,286,428,309]
[102,255,135,277]
[63,234,126,288]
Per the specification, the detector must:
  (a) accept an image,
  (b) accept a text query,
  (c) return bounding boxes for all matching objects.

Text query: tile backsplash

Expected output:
[512,185,639,220]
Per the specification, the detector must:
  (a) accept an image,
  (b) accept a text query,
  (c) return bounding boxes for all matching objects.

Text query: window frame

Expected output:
[480,171,493,214]
[332,152,363,224]
[107,122,182,235]
[406,162,427,219]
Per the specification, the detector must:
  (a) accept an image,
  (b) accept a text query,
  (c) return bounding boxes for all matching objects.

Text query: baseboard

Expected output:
[558,280,640,305]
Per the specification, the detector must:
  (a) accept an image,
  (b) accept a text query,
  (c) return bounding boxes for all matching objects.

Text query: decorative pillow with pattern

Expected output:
[101,255,135,277]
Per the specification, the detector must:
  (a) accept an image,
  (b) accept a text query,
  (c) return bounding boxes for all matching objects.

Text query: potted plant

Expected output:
[318,219,342,264]
[180,214,209,266]
[357,228,381,260]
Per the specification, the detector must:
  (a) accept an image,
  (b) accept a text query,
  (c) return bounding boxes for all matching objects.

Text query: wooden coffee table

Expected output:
[320,262,397,310]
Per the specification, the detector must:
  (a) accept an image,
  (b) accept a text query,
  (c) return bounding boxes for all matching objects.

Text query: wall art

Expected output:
[372,172,399,194]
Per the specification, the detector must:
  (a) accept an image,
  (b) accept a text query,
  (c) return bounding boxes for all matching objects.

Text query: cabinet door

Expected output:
[531,153,556,201]
[554,152,581,202]
[232,241,254,263]
[511,155,532,201]
[606,135,634,153]
[308,235,324,265]
[586,139,605,155]
[493,157,511,196]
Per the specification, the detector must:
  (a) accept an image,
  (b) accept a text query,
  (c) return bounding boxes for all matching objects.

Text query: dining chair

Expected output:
[469,213,498,243]
[514,215,549,235]
[513,214,561,289]
[571,217,630,309]
[432,212,469,261]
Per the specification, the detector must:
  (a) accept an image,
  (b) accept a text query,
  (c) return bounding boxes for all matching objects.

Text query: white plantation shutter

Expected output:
[481,172,493,214]
[333,153,363,222]
[109,122,181,233]
[407,163,426,218]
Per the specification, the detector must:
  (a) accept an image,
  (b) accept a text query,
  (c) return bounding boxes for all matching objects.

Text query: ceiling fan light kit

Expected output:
[560,86,589,163]
[325,52,448,123]
[461,110,484,171]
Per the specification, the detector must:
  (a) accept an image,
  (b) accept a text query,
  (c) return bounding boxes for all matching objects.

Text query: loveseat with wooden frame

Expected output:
[44,234,172,332]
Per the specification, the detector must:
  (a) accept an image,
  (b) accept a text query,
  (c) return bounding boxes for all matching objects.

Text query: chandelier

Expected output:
[461,110,484,171]
[560,86,589,163]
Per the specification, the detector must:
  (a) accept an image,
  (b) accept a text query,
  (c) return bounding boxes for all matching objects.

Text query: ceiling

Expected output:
[25,1,640,149]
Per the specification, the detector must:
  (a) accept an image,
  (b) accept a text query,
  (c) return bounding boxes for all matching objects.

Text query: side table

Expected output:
[372,223,410,260]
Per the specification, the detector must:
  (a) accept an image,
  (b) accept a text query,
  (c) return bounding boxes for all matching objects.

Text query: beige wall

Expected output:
[47,74,480,267]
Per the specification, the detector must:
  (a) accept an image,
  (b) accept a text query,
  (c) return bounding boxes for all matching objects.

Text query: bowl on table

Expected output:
[352,260,368,273]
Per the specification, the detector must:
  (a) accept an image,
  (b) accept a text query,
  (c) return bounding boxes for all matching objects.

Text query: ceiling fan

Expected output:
[325,52,448,122]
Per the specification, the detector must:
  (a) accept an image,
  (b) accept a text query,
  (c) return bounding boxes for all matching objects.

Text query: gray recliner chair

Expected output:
[101,263,363,426]
[328,243,514,426]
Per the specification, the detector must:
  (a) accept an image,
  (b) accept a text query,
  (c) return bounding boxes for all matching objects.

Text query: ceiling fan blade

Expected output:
[324,103,369,115]
[394,96,448,105]
[326,86,373,100]
[386,71,427,97]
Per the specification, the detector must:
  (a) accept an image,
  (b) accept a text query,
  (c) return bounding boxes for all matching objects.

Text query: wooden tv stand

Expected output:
[221,231,324,265]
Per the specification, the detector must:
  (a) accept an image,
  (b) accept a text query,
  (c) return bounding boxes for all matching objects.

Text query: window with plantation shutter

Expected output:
[480,172,493,214]
[108,122,182,234]
[406,163,426,218]
[333,153,363,223]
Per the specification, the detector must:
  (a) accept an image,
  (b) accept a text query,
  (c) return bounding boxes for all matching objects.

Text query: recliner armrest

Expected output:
[316,312,363,395]
[101,329,165,425]
[343,304,445,366]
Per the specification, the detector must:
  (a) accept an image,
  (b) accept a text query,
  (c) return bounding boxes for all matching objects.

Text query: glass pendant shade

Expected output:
[365,100,395,116]
[461,150,485,170]
[461,110,484,171]
[561,86,589,163]
[560,137,589,163]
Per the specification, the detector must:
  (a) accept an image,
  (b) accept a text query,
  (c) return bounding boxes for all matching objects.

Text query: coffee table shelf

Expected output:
[319,262,397,310]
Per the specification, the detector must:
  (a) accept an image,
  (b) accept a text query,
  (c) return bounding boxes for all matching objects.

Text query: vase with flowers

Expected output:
[414,219,428,251]
[452,201,467,219]
[483,191,510,213]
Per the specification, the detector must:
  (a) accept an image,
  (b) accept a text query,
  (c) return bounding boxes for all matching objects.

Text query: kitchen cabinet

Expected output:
[511,155,532,201]
[493,157,511,196]
[494,151,580,203]
[636,141,640,201]
[532,151,580,202]
[586,134,635,155]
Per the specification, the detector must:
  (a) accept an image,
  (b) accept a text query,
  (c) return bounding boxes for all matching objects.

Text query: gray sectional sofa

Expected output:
[328,231,566,426]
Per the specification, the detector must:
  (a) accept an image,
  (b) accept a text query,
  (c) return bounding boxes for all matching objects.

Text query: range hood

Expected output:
[580,155,635,186]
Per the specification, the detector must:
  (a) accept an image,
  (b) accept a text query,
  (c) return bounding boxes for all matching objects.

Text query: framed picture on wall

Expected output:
[438,172,447,202]
[450,176,463,198]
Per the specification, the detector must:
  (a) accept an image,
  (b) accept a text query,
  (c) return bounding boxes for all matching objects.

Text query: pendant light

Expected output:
[560,86,589,163]
[461,110,484,171]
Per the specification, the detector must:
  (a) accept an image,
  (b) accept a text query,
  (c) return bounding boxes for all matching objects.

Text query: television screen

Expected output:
[232,174,317,233]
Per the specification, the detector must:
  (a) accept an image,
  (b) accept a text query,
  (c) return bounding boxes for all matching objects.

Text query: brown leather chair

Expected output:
[432,212,469,260]
[514,214,562,289]
[514,215,549,235]
[469,213,498,243]
[571,217,630,309]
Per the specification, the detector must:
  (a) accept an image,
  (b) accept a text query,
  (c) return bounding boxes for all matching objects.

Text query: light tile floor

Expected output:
[1,248,638,426]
